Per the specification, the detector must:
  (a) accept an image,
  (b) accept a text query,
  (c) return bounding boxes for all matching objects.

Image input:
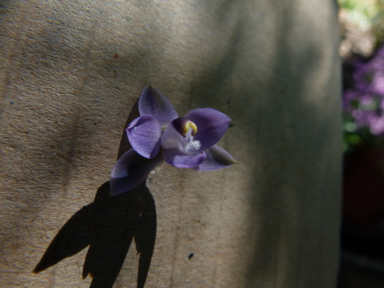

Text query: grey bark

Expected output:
[0,0,341,287]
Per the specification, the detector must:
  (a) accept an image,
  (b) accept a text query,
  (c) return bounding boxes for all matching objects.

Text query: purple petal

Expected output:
[127,115,161,159]
[162,148,206,168]
[110,149,162,196]
[192,145,237,171]
[184,108,231,151]
[138,86,178,127]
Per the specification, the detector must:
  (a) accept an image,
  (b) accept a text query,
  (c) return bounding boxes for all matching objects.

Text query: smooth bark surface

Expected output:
[0,0,341,287]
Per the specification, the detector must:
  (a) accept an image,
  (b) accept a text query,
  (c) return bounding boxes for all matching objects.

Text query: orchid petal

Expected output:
[138,86,178,127]
[110,149,162,196]
[127,115,161,159]
[184,108,231,151]
[162,148,206,168]
[192,145,237,171]
[160,120,184,149]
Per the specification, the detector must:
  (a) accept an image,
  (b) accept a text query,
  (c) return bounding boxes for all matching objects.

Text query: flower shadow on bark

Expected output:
[33,100,157,288]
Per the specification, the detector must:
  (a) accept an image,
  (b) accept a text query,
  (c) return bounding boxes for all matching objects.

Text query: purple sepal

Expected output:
[184,108,231,151]
[110,149,162,196]
[127,115,161,159]
[192,145,237,171]
[138,86,178,127]
[162,148,206,168]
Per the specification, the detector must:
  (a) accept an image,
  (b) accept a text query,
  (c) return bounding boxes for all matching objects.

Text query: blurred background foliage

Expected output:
[339,0,384,55]
[340,0,384,152]
[338,1,384,287]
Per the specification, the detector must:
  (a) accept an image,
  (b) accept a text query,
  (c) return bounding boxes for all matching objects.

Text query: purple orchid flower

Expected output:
[110,86,237,196]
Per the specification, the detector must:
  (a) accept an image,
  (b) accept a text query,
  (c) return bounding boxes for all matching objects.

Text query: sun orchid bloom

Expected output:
[110,86,237,196]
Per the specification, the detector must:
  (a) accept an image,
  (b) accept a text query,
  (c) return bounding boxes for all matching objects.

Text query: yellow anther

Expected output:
[183,120,198,136]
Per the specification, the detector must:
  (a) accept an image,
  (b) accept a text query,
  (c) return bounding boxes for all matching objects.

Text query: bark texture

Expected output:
[0,0,341,287]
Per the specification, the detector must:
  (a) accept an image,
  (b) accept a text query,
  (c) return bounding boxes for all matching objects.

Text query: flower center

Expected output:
[161,118,201,154]
[182,128,201,153]
[182,121,198,136]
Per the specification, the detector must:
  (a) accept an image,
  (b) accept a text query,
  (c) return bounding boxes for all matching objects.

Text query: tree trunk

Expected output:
[0,0,341,287]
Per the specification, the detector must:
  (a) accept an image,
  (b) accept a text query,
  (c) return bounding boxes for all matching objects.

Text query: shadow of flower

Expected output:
[33,180,156,288]
[34,98,156,287]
